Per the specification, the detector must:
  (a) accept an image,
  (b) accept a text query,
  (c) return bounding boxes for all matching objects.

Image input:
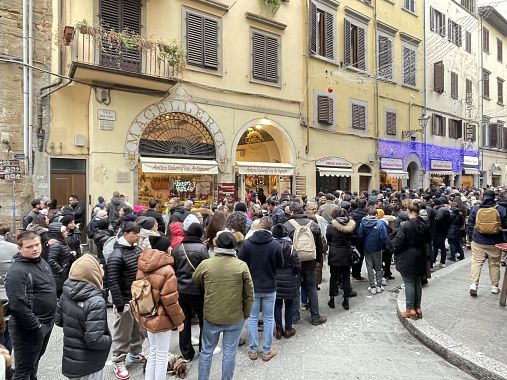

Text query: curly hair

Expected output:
[226,211,247,235]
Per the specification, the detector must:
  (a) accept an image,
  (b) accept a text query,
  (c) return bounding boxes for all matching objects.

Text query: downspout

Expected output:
[28,0,33,172]
[22,0,28,172]
[305,0,310,155]
[373,0,379,189]
[480,14,484,187]
[422,0,427,187]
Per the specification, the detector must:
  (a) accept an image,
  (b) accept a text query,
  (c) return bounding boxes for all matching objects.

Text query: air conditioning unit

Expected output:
[74,134,86,147]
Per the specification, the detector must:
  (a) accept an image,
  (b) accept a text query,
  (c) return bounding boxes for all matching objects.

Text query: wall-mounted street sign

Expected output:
[0,160,21,180]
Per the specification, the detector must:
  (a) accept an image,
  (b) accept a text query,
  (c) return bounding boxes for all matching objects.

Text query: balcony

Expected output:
[65,29,181,91]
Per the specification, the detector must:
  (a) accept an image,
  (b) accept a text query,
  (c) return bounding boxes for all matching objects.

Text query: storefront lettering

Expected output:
[430,159,453,170]
[380,158,403,170]
[315,156,352,168]
[463,155,479,166]
[242,166,294,176]
[143,108,156,121]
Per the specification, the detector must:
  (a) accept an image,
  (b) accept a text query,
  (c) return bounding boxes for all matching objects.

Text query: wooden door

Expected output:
[50,172,86,208]
[359,176,370,193]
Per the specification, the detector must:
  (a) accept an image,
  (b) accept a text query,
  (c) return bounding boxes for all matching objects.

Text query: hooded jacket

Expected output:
[106,237,142,310]
[55,254,111,378]
[92,228,114,257]
[274,238,300,299]
[350,208,368,246]
[107,197,123,223]
[467,199,507,245]
[48,239,73,294]
[144,208,166,234]
[358,216,387,253]
[172,236,209,295]
[433,205,451,239]
[238,229,284,293]
[326,217,356,267]
[135,248,185,333]
[448,207,464,239]
[393,216,431,277]
[138,228,160,251]
[170,222,186,249]
[169,206,190,224]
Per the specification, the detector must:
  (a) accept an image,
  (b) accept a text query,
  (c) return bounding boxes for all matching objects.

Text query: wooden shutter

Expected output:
[352,104,366,130]
[483,27,489,53]
[441,116,447,137]
[489,124,498,147]
[324,12,334,59]
[498,79,504,104]
[434,61,444,93]
[498,38,503,62]
[403,47,415,86]
[483,70,490,98]
[357,26,366,70]
[465,31,471,53]
[186,13,204,67]
[379,36,392,79]
[309,3,317,54]
[203,18,219,69]
[120,0,141,72]
[440,13,446,37]
[448,19,452,42]
[430,7,435,32]
[344,20,351,66]
[265,35,279,82]
[100,0,121,69]
[252,32,266,81]
[451,72,458,99]
[503,127,507,149]
[432,114,438,135]
[386,112,396,135]
[317,95,333,125]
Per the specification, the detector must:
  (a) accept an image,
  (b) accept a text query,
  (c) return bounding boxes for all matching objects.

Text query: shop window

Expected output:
[345,19,367,70]
[378,34,393,80]
[351,101,367,131]
[449,119,462,139]
[430,7,446,37]
[309,2,335,60]
[385,111,397,135]
[251,30,280,84]
[403,44,417,87]
[434,61,444,93]
[498,78,504,105]
[448,19,462,47]
[451,72,458,100]
[483,69,490,99]
[465,31,472,53]
[403,0,416,13]
[432,114,446,136]
[317,95,334,125]
[186,11,219,70]
[483,27,489,54]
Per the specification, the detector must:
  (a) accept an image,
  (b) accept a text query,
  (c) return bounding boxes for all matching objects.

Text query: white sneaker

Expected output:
[113,362,129,380]
[381,278,387,286]
[213,346,222,355]
[470,283,478,296]
[191,336,199,346]
[376,286,384,293]
[368,287,377,295]
[439,263,447,268]
[491,285,500,294]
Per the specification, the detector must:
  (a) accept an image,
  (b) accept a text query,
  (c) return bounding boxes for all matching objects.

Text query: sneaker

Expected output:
[353,276,368,282]
[300,303,308,310]
[191,336,199,346]
[126,353,146,364]
[113,362,129,380]
[439,263,447,268]
[381,278,387,286]
[376,286,384,293]
[310,315,327,326]
[248,351,258,360]
[262,348,278,362]
[213,346,222,355]
[368,287,377,295]
[470,283,478,296]
[491,285,500,294]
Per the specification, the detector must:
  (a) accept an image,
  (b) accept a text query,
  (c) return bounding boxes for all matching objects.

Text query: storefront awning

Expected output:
[430,171,455,176]
[463,168,480,175]
[140,157,219,174]
[317,167,353,177]
[381,170,409,179]
[236,161,295,176]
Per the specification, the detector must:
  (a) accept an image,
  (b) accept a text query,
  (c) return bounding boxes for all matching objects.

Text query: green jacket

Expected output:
[192,251,254,325]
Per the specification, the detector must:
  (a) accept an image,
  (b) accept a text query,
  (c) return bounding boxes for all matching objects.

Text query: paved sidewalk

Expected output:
[397,256,507,379]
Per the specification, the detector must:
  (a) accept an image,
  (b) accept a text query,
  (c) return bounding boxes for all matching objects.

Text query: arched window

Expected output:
[358,164,371,173]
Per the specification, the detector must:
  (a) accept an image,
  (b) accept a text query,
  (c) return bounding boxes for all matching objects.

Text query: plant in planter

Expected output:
[74,19,100,37]
[157,40,185,76]
[261,0,282,14]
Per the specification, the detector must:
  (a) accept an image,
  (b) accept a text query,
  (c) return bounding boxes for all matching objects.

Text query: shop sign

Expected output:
[463,155,479,166]
[315,156,352,168]
[142,162,218,175]
[239,166,294,176]
[97,109,116,121]
[380,158,403,170]
[465,124,476,142]
[0,160,21,180]
[430,159,453,171]
[99,120,114,131]
[218,183,237,203]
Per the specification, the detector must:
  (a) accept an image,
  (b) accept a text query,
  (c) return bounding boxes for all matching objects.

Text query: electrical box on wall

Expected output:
[74,134,86,147]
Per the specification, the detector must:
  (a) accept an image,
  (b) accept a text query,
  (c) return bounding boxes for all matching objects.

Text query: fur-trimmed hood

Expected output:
[381,215,396,223]
[330,218,356,233]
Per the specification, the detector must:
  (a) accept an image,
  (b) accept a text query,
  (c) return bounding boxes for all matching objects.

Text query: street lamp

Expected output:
[418,114,430,129]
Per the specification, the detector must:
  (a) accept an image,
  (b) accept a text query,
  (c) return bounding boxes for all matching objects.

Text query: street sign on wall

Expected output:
[0,160,21,180]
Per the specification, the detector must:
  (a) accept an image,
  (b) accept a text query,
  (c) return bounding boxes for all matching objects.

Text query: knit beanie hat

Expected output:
[186,223,204,238]
[340,201,351,210]
[137,216,156,230]
[149,235,171,252]
[48,222,64,233]
[124,213,137,222]
[182,214,199,232]
[60,215,74,226]
[69,254,104,289]
[215,231,236,249]
[97,219,109,230]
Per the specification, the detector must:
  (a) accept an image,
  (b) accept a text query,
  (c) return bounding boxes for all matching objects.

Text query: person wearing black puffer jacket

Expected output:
[106,222,144,380]
[47,222,74,298]
[56,254,112,380]
[272,224,300,340]
[448,203,465,261]
[326,208,356,311]
[172,222,209,362]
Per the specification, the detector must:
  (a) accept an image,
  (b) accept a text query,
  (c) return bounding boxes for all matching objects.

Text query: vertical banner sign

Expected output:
[217,183,237,203]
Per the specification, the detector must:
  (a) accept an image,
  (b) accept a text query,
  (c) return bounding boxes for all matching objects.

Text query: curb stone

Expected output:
[396,258,507,380]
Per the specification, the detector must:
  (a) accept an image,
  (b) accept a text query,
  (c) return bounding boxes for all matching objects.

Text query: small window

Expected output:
[448,20,462,47]
[251,30,279,84]
[317,95,334,125]
[378,35,393,80]
[451,72,458,100]
[483,70,490,99]
[488,123,500,148]
[434,61,444,93]
[345,19,367,70]
[309,2,335,59]
[483,27,489,54]
[432,114,446,136]
[449,119,462,139]
[430,7,446,37]
[498,78,504,105]
[465,31,472,53]
[403,45,417,87]
[351,103,367,131]
[460,0,475,13]
[403,0,416,13]
[186,11,219,70]
[385,111,397,135]
[498,38,503,63]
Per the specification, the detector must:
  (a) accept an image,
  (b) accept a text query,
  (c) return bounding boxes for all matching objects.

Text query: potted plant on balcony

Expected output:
[157,41,185,77]
[261,0,282,14]
[74,19,100,37]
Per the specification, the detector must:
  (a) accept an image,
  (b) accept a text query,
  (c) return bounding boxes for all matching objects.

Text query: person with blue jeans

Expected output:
[239,217,284,362]
[192,232,254,380]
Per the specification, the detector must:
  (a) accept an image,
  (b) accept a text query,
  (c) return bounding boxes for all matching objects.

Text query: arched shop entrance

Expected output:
[232,119,296,202]
[407,161,420,189]
[358,164,372,192]
[137,112,219,211]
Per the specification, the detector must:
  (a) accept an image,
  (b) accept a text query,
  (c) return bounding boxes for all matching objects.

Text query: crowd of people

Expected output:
[0,185,505,380]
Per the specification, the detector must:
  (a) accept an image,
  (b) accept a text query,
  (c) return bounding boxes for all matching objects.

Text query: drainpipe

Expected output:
[480,14,484,187]
[304,0,310,155]
[373,0,379,189]
[422,0,427,188]
[28,0,33,172]
[22,0,28,172]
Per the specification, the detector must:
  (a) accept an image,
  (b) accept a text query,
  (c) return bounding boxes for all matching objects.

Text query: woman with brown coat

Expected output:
[135,235,185,380]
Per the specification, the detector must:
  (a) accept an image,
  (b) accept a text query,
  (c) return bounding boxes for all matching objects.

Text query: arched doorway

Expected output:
[232,119,296,202]
[137,112,219,210]
[407,161,420,189]
[358,164,372,192]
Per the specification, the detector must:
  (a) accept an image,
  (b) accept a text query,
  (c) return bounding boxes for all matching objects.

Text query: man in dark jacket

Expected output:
[68,195,85,228]
[267,199,287,225]
[432,198,451,267]
[106,222,144,380]
[318,193,337,223]
[22,198,43,230]
[350,199,368,281]
[168,197,190,224]
[107,191,124,224]
[284,203,327,326]
[144,199,165,234]
[239,217,283,362]
[467,190,507,296]
[5,231,57,380]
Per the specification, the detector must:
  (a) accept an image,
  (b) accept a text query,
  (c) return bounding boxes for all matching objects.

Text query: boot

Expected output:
[400,309,417,319]
[327,296,335,309]
[342,298,349,310]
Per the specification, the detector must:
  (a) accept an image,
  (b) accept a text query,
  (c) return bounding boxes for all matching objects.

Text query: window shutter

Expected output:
[451,72,458,99]
[430,7,435,32]
[265,35,279,83]
[403,47,416,86]
[120,0,141,72]
[441,116,447,137]
[498,38,503,62]
[357,26,366,70]
[352,104,366,130]
[186,13,204,67]
[483,27,489,53]
[503,127,507,149]
[432,114,438,135]
[252,32,266,81]
[498,79,504,104]
[447,19,452,42]
[344,20,351,66]
[440,14,446,37]
[317,95,333,125]
[379,36,392,79]
[324,12,334,59]
[310,3,317,54]
[203,18,219,69]
[100,0,120,31]
[434,61,444,93]
[386,112,396,135]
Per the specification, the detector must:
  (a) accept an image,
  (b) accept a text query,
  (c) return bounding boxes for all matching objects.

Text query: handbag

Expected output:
[345,238,361,265]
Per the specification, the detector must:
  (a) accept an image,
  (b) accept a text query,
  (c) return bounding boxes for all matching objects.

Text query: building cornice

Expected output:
[400,32,422,45]
[344,6,371,24]
[480,6,507,36]
[245,12,287,31]
[377,20,398,36]
[315,0,340,10]
[191,0,229,13]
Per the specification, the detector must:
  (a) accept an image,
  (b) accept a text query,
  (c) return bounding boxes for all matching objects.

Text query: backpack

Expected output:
[130,275,156,316]
[475,206,501,234]
[288,220,316,262]
[102,236,117,263]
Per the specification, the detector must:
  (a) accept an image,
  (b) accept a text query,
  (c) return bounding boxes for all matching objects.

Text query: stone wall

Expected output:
[0,0,52,228]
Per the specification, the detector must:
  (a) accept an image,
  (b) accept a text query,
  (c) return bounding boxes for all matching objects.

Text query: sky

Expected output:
[478,0,507,17]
